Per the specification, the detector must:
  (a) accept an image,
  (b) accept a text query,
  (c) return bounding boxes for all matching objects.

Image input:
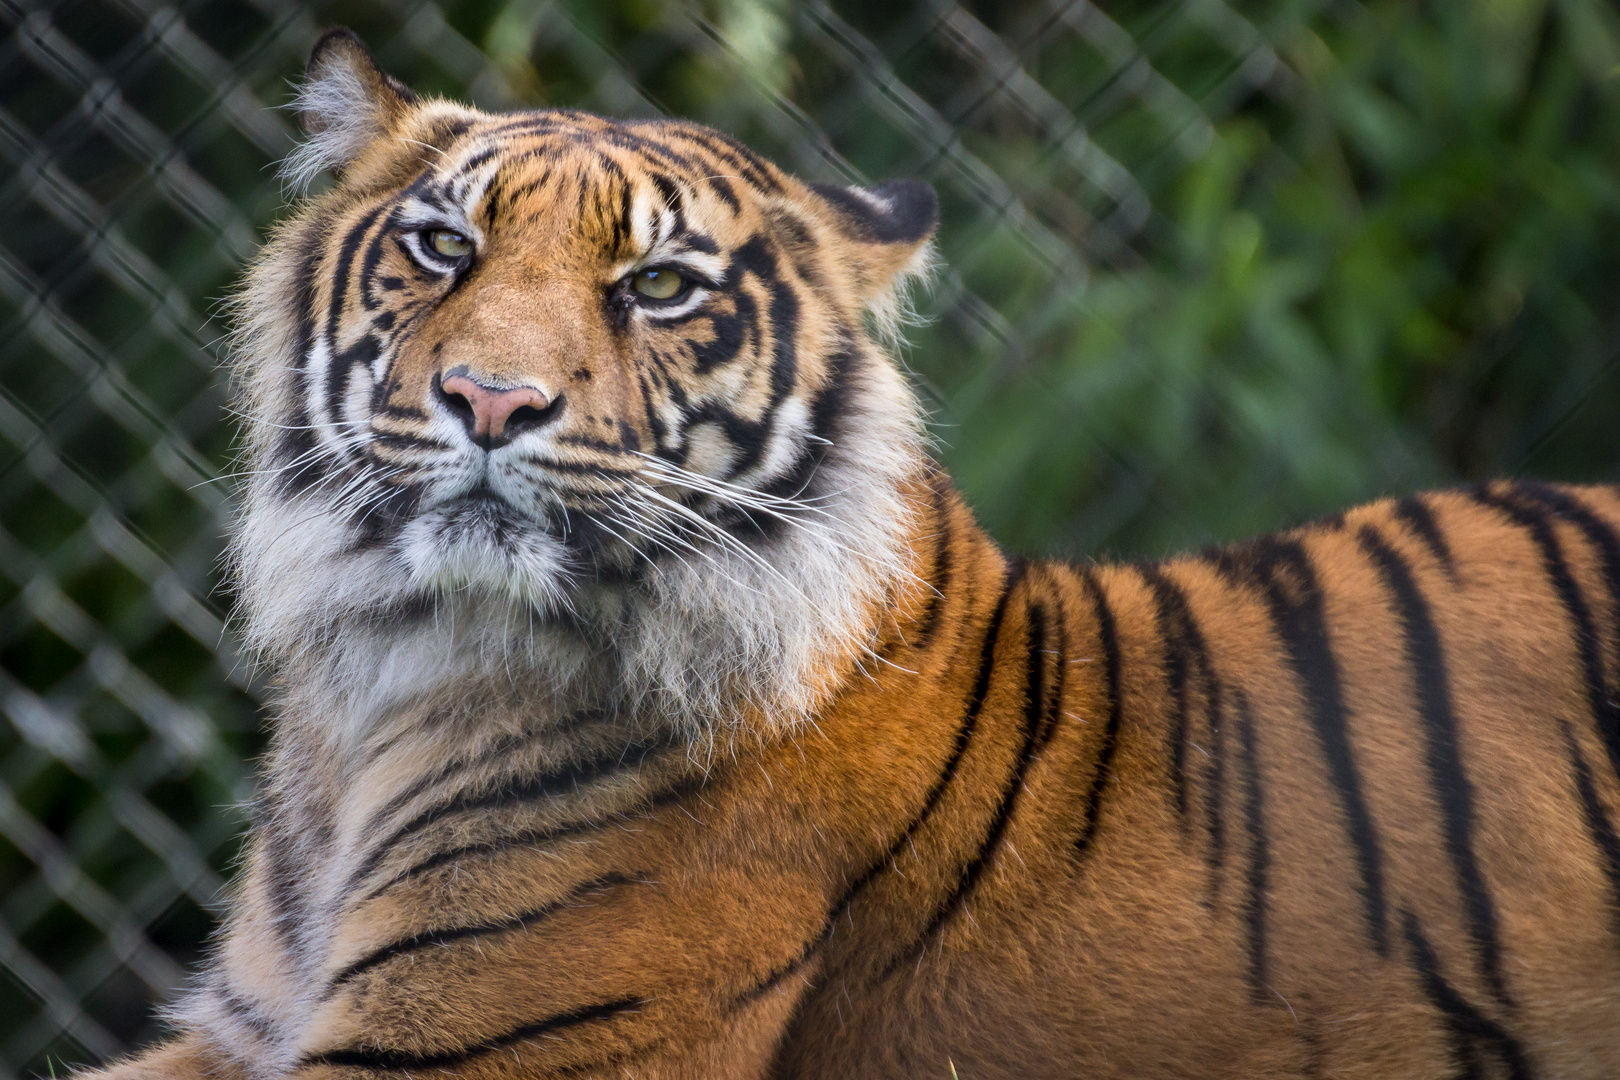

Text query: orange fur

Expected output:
[88,33,1620,1080]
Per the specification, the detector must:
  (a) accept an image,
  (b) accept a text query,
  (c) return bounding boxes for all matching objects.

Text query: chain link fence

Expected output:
[2,0,1618,1073]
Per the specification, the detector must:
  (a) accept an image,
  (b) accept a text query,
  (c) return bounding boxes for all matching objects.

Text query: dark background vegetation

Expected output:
[1,0,1617,1072]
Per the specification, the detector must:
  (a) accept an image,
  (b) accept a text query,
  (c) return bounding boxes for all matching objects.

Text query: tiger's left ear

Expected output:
[281,29,419,192]
[808,179,939,300]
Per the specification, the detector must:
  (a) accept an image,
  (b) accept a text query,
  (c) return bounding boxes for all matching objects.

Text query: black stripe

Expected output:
[1401,911,1534,1080]
[606,155,634,255]
[1144,566,1191,826]
[1472,486,1620,785]
[518,454,642,478]
[894,588,1054,970]
[321,205,389,429]
[219,986,275,1038]
[1139,566,1193,829]
[828,561,1026,934]
[1139,564,1228,894]
[1214,537,1390,955]
[1034,605,1069,757]
[648,172,686,242]
[261,792,314,966]
[347,715,614,867]
[357,207,397,313]
[727,236,799,481]
[731,934,822,1010]
[373,403,428,420]
[691,263,754,373]
[481,171,507,230]
[1558,718,1620,936]
[448,145,503,181]
[673,127,783,195]
[389,738,664,848]
[910,479,953,651]
[1514,482,1620,646]
[365,428,448,452]
[1513,482,1620,768]
[750,342,857,531]
[1233,689,1271,1004]
[276,221,328,496]
[707,174,741,214]
[329,335,383,439]
[1206,673,1227,907]
[1357,525,1513,1009]
[1075,566,1123,857]
[1393,494,1456,576]
[303,997,645,1072]
[327,873,633,992]
[324,205,386,344]
[344,738,672,899]
[373,772,709,900]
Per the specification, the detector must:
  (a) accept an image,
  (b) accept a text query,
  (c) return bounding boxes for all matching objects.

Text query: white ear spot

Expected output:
[280,29,415,194]
[809,179,938,246]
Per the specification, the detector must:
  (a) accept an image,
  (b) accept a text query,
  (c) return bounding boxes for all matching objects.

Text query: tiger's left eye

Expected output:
[632,267,685,300]
[425,229,473,259]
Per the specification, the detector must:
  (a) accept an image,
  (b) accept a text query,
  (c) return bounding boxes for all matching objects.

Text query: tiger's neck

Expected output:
[181,476,1025,1072]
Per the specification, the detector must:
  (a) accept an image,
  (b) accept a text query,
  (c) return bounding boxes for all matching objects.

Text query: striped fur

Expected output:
[89,33,1620,1080]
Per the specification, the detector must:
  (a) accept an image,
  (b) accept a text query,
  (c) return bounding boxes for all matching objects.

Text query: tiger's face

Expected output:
[232,32,934,721]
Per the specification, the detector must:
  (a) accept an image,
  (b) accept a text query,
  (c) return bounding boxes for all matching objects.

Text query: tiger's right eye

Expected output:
[632,267,685,301]
[425,229,473,259]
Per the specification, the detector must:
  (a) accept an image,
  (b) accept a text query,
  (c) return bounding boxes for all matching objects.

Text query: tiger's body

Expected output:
[92,31,1620,1080]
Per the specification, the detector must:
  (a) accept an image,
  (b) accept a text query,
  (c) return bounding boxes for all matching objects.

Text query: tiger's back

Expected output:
[86,30,1620,1080]
[769,478,1620,1079]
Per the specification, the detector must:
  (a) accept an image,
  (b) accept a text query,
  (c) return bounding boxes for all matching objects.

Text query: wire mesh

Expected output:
[1,0,1618,1074]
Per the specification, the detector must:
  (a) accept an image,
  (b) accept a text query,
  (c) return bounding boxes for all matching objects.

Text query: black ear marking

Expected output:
[809,179,938,244]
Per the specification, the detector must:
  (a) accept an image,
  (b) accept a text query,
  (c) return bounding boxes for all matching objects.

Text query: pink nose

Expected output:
[438,373,554,448]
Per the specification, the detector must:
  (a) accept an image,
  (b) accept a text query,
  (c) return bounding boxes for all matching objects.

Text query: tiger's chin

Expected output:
[397,496,577,613]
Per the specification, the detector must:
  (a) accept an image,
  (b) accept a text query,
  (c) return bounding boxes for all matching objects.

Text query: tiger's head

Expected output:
[231,32,936,734]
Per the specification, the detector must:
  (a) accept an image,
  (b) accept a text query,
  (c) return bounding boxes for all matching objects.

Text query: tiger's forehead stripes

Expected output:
[426,113,788,227]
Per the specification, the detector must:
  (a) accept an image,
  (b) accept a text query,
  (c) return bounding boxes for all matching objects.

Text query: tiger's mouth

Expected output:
[393,482,581,609]
[431,486,532,534]
[365,424,824,606]
[387,460,683,601]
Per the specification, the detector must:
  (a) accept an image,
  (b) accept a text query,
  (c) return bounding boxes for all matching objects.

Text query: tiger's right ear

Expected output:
[806,179,938,301]
[282,29,418,192]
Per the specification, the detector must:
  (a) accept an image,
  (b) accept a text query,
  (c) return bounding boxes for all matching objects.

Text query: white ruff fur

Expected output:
[228,351,926,749]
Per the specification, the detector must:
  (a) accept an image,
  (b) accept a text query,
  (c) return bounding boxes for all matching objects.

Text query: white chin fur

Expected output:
[398,501,575,611]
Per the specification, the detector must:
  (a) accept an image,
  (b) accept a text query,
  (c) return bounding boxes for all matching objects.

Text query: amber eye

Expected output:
[425,229,473,259]
[631,267,685,301]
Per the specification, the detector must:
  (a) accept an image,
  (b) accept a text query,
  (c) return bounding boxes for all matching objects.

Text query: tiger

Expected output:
[86,28,1620,1080]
